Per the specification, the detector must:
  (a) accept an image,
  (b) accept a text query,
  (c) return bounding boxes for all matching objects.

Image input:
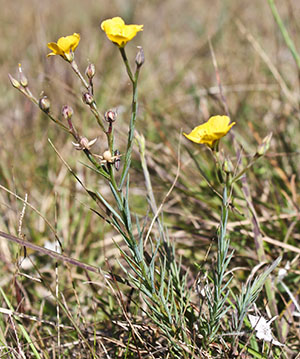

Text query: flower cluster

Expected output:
[47,17,143,63]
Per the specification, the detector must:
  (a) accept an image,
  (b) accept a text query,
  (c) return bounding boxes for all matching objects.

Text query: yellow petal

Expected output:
[101,17,125,31]
[47,42,64,56]
[70,33,80,51]
[47,33,80,60]
[184,115,235,147]
[57,33,80,53]
[101,17,143,47]
[206,116,235,136]
[122,24,144,41]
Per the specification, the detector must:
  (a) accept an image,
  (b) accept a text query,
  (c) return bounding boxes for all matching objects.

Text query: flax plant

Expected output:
[8,15,284,357]
[185,117,282,353]
[9,17,195,357]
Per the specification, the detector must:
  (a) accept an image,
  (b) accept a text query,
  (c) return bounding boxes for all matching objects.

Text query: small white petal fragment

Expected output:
[72,137,97,151]
[44,240,61,254]
[248,315,284,347]
[87,138,97,147]
[72,142,82,150]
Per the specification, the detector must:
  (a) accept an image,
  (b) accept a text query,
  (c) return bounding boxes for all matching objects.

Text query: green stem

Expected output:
[112,48,153,290]
[107,126,114,154]
[18,89,70,132]
[230,154,260,184]
[119,47,134,83]
[83,150,110,180]
[267,0,300,70]
[47,113,70,132]
[71,60,107,132]
[208,183,230,343]
[89,103,106,132]
[241,174,281,338]
[119,63,140,189]
[108,164,120,195]
[71,60,90,89]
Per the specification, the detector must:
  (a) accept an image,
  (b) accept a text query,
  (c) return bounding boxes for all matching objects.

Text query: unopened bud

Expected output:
[257,132,272,156]
[105,110,117,123]
[135,46,145,68]
[62,105,73,120]
[114,150,121,171]
[223,157,234,174]
[85,63,95,79]
[39,96,51,112]
[103,150,112,162]
[80,137,89,148]
[18,64,28,87]
[8,74,21,89]
[82,92,94,105]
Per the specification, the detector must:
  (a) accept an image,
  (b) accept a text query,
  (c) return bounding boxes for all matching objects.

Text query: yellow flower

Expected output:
[47,33,80,61]
[101,17,143,47]
[184,115,235,148]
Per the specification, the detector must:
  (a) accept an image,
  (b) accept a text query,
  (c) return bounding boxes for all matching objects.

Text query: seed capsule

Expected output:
[135,46,145,68]
[18,64,28,87]
[39,96,51,112]
[82,92,94,105]
[85,63,95,79]
[102,150,112,162]
[105,110,117,123]
[62,105,73,120]
[114,150,121,171]
[257,132,273,157]
[8,74,21,89]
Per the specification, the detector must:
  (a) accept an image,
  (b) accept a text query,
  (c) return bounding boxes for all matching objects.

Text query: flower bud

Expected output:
[80,137,89,148]
[39,96,51,112]
[135,46,145,68]
[18,64,28,87]
[85,63,95,79]
[82,92,94,105]
[8,74,21,89]
[223,157,234,174]
[103,150,112,162]
[257,132,272,157]
[62,105,73,120]
[114,150,121,171]
[104,109,117,123]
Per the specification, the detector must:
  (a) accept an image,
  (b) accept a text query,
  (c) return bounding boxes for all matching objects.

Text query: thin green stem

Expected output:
[107,126,114,154]
[71,60,107,132]
[18,89,70,132]
[241,174,281,338]
[70,60,90,90]
[89,103,106,132]
[119,47,134,83]
[207,183,231,343]
[84,150,110,180]
[230,154,260,184]
[108,164,120,196]
[119,63,140,189]
[46,113,70,132]
[267,0,300,70]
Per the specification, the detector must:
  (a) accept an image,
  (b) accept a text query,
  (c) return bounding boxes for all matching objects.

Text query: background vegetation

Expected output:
[0,0,299,357]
